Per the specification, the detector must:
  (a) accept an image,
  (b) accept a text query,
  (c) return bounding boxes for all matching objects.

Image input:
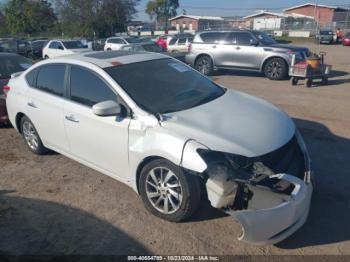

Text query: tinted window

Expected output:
[49,41,59,49]
[62,41,85,49]
[178,38,187,45]
[25,68,38,87]
[200,32,228,43]
[252,31,276,45]
[70,66,117,107]
[109,38,124,44]
[236,32,256,46]
[169,38,178,45]
[0,55,32,79]
[105,59,225,114]
[36,65,66,96]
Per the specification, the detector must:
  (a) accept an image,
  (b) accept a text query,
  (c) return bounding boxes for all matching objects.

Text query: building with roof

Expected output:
[169,15,231,31]
[243,10,315,30]
[284,3,350,27]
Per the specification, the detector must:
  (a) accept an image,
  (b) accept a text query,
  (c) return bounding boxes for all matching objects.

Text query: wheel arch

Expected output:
[261,56,289,72]
[194,53,215,67]
[15,112,26,133]
[135,155,165,194]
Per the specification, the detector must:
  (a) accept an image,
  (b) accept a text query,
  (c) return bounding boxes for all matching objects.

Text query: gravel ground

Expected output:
[0,43,349,257]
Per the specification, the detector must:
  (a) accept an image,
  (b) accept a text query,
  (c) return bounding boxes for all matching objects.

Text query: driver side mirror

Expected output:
[92,100,121,116]
[58,46,64,50]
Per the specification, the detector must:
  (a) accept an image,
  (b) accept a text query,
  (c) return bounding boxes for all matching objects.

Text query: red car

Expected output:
[0,53,32,125]
[156,36,168,51]
[342,33,350,46]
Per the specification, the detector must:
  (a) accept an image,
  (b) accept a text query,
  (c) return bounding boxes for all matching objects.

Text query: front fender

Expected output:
[180,139,209,173]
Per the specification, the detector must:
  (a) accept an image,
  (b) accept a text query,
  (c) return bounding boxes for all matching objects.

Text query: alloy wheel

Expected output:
[266,61,282,79]
[197,58,211,75]
[145,167,183,214]
[22,121,39,151]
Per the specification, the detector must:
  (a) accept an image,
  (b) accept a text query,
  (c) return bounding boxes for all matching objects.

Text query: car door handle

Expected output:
[212,45,217,49]
[236,46,241,50]
[27,102,37,108]
[65,114,79,123]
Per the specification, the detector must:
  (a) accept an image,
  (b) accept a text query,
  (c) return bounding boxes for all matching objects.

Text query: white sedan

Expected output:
[42,40,90,59]
[103,36,142,51]
[6,51,313,245]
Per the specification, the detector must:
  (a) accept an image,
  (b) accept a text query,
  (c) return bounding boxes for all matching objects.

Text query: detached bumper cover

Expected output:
[227,174,312,245]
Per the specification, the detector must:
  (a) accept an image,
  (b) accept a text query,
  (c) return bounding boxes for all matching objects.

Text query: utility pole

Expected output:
[164,0,169,34]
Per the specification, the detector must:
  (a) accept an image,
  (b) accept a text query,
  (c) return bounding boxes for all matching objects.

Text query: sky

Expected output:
[136,0,350,21]
[0,0,349,21]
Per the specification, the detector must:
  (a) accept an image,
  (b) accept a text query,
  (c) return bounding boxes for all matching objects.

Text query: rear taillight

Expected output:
[188,43,192,53]
[3,85,10,98]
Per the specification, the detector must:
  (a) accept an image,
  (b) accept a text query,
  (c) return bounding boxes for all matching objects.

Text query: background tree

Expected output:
[4,0,56,36]
[55,0,140,38]
[146,0,179,31]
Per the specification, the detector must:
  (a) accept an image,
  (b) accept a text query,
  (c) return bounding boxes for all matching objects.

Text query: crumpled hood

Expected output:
[163,90,295,157]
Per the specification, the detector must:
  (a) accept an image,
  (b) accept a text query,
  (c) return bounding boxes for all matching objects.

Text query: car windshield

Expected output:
[0,55,32,79]
[252,31,277,45]
[62,41,86,49]
[125,37,142,44]
[105,58,225,114]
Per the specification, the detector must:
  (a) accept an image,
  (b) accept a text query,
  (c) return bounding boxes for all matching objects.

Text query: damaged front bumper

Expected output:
[202,132,313,245]
[226,174,312,245]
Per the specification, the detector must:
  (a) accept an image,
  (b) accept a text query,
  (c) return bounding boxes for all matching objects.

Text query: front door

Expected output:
[230,32,263,69]
[64,65,130,179]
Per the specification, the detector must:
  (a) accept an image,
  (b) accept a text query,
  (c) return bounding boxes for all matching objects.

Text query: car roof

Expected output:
[48,51,168,68]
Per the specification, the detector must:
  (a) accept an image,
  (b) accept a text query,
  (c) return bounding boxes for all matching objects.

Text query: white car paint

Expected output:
[42,40,90,58]
[6,51,313,245]
[104,37,138,51]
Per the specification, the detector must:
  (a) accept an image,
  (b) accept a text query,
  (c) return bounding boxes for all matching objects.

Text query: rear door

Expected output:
[199,32,234,67]
[25,64,70,152]
[230,32,263,69]
[63,65,130,179]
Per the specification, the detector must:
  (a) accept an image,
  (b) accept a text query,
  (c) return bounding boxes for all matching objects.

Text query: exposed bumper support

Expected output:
[225,174,312,245]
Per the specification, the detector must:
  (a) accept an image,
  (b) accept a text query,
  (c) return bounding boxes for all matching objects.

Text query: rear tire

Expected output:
[263,57,288,80]
[20,116,48,155]
[195,55,213,76]
[139,159,201,222]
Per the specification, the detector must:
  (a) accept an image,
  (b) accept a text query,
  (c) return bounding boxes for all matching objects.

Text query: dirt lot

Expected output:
[0,43,350,257]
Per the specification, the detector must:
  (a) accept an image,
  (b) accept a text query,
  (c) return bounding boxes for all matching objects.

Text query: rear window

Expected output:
[199,32,228,43]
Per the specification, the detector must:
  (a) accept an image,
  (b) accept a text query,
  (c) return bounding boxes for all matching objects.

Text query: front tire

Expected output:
[195,55,213,76]
[264,58,288,80]
[20,116,47,155]
[139,159,201,222]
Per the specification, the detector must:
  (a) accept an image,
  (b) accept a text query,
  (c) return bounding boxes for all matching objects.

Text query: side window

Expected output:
[110,38,124,44]
[169,38,177,46]
[178,38,186,45]
[200,32,228,44]
[49,41,58,49]
[36,65,66,97]
[25,68,38,87]
[70,66,117,107]
[236,32,256,46]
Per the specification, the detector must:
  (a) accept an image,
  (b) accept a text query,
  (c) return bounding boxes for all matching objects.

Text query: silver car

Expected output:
[186,30,309,80]
[6,51,312,245]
